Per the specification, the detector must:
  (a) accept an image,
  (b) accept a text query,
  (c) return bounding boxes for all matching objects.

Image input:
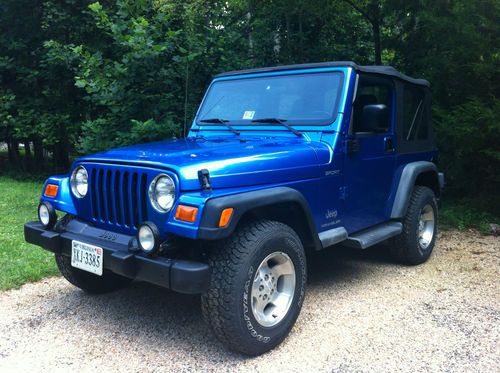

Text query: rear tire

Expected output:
[201,220,306,356]
[55,254,132,294]
[390,186,438,265]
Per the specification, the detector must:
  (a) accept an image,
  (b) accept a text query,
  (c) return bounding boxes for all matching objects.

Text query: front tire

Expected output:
[201,220,306,356]
[390,186,438,265]
[55,254,132,294]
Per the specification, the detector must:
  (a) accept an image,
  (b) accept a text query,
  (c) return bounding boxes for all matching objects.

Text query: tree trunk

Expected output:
[33,137,44,171]
[246,11,254,58]
[285,13,291,63]
[298,11,304,63]
[372,21,382,65]
[24,140,32,170]
[7,140,13,163]
[9,139,20,164]
[53,124,70,172]
[53,142,69,172]
[341,0,383,65]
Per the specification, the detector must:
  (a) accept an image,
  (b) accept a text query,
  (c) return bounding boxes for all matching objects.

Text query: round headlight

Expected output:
[149,174,175,213]
[38,202,57,229]
[70,166,88,198]
[138,222,160,254]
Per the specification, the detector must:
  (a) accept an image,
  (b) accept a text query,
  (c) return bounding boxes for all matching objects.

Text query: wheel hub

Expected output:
[418,204,435,249]
[251,252,296,328]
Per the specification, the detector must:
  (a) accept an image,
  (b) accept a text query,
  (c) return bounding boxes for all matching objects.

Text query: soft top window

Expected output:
[197,72,344,126]
[352,75,394,134]
[403,86,428,141]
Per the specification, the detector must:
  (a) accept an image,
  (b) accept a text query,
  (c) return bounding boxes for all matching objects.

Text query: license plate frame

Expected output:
[71,240,103,276]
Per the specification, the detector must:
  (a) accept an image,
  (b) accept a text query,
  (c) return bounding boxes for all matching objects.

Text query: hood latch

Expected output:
[198,169,212,190]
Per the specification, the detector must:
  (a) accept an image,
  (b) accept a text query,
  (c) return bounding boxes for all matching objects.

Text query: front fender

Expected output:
[40,176,77,215]
[197,186,321,248]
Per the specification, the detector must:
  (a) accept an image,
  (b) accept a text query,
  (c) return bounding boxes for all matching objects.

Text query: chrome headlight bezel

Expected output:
[148,174,176,213]
[70,166,88,198]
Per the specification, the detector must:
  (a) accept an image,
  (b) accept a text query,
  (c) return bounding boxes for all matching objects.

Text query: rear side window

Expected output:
[403,87,428,141]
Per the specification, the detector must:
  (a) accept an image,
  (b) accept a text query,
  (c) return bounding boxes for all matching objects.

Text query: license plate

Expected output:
[71,240,103,276]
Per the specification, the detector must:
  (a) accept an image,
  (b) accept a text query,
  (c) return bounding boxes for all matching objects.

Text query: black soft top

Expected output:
[215,61,430,87]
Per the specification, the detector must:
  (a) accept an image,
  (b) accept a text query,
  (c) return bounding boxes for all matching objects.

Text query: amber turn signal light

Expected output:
[218,208,234,228]
[44,184,59,198]
[175,205,198,223]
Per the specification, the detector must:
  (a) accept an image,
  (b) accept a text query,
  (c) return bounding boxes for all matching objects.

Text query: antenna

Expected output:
[183,59,189,138]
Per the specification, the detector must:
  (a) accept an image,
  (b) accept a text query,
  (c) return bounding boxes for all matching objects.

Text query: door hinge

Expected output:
[346,137,360,154]
[339,186,348,200]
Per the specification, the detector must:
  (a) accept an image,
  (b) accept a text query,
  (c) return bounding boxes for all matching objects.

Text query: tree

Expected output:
[0,0,498,203]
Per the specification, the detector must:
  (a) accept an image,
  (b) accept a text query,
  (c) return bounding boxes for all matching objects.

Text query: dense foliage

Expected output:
[0,0,498,204]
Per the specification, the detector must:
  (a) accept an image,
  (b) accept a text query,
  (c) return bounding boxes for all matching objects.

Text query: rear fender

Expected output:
[390,161,440,218]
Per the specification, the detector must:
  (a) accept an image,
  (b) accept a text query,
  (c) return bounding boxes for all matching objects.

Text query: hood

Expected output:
[79,137,332,190]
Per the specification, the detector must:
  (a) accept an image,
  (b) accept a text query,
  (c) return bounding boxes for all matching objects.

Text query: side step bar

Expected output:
[319,227,348,249]
[343,222,403,249]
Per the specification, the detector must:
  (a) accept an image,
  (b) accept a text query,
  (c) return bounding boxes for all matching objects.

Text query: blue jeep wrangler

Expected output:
[25,61,444,355]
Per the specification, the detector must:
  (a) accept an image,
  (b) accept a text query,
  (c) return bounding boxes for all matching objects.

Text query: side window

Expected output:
[352,80,393,134]
[403,86,428,141]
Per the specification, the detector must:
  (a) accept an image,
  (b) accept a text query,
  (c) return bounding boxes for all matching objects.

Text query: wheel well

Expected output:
[238,202,317,252]
[415,171,440,197]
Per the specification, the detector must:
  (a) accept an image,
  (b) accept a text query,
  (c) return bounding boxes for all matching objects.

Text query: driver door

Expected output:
[342,75,397,233]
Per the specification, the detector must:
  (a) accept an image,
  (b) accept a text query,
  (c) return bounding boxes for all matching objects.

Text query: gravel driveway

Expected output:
[1,230,498,372]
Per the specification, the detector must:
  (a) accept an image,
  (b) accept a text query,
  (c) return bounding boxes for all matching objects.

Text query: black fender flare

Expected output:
[390,161,440,218]
[197,186,321,249]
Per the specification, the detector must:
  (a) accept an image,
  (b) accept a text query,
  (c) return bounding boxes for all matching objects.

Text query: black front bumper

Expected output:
[24,220,211,294]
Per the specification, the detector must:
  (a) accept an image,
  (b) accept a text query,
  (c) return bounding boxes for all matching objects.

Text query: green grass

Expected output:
[0,177,58,290]
[440,197,499,234]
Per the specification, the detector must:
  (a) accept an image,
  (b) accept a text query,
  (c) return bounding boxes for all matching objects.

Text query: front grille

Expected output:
[89,167,149,230]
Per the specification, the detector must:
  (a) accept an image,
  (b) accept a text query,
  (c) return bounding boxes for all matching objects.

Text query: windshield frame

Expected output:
[195,70,346,127]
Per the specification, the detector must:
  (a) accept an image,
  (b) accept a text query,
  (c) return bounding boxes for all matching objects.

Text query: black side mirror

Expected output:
[361,104,389,132]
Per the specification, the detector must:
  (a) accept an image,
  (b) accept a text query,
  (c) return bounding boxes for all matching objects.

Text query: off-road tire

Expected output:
[201,220,307,356]
[390,186,438,265]
[55,254,132,294]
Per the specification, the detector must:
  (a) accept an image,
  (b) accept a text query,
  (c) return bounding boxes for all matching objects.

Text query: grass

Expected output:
[0,177,58,290]
[440,197,499,234]
[0,176,497,291]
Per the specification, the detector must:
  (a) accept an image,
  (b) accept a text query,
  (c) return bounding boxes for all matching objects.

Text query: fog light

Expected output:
[137,222,160,254]
[38,202,57,229]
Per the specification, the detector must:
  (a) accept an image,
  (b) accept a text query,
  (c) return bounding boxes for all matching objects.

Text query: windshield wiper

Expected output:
[199,118,240,135]
[251,118,302,137]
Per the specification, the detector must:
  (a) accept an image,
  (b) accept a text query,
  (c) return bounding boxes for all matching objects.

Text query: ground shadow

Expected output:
[33,243,397,360]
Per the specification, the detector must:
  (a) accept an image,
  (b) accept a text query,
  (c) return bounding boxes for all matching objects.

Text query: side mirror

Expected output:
[361,104,389,132]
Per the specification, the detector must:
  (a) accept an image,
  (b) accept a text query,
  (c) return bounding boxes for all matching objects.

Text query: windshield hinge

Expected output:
[198,169,212,190]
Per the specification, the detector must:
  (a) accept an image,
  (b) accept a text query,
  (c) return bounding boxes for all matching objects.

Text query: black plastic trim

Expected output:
[390,161,438,218]
[344,222,403,249]
[215,61,430,87]
[198,187,322,249]
[137,221,160,254]
[24,221,211,294]
[38,201,57,230]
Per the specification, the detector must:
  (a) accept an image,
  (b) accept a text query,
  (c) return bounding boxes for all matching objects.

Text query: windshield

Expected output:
[197,72,344,126]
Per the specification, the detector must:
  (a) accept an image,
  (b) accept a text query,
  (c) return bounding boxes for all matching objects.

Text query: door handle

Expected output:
[384,137,395,153]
